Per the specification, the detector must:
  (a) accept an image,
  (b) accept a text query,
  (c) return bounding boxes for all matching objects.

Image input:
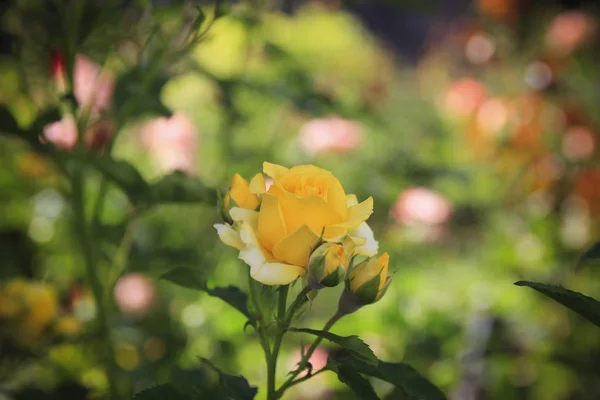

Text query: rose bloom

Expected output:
[140,112,198,174]
[298,115,363,156]
[442,78,487,119]
[43,117,114,152]
[114,274,156,316]
[215,162,378,285]
[562,125,596,161]
[546,11,596,56]
[391,187,453,226]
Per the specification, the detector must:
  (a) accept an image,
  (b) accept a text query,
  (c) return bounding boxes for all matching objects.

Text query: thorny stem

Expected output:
[276,312,344,397]
[248,271,271,364]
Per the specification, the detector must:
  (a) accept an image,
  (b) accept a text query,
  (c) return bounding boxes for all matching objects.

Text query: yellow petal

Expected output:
[214,224,244,250]
[272,225,320,267]
[346,194,359,207]
[249,173,267,194]
[269,185,342,236]
[347,197,373,227]
[229,174,259,210]
[323,175,347,220]
[258,193,288,251]
[349,255,387,293]
[230,207,259,226]
[263,162,289,180]
[250,262,306,285]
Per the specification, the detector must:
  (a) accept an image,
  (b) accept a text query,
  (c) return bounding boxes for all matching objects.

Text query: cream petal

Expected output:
[250,262,306,285]
[346,194,359,207]
[214,224,244,250]
[230,207,259,226]
[349,222,379,256]
[239,246,267,270]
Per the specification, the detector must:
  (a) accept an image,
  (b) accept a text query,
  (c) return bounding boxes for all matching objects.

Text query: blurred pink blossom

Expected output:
[562,125,596,161]
[299,115,363,156]
[44,54,115,150]
[443,78,487,119]
[114,274,156,317]
[141,112,199,174]
[546,11,596,56]
[289,347,328,378]
[391,187,453,226]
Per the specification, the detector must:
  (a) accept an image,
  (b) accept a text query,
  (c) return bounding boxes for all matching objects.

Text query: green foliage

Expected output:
[334,366,380,400]
[133,384,190,400]
[515,281,600,328]
[163,267,254,323]
[577,241,600,269]
[327,351,447,400]
[113,69,173,119]
[289,328,378,366]
[200,358,258,400]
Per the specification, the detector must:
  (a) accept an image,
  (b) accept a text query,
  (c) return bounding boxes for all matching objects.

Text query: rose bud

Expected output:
[347,253,392,305]
[308,243,349,288]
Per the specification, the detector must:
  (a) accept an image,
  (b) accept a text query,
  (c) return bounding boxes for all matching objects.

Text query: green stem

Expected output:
[71,170,119,400]
[267,285,289,400]
[247,271,271,363]
[276,312,343,397]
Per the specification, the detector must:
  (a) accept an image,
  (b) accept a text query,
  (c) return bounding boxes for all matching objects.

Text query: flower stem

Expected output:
[71,170,119,399]
[247,271,271,363]
[276,312,344,396]
[267,285,289,400]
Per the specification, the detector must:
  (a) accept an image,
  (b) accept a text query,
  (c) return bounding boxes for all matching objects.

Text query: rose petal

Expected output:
[258,194,288,251]
[272,225,320,267]
[346,194,359,207]
[263,162,289,180]
[214,224,244,250]
[250,262,306,285]
[249,173,267,195]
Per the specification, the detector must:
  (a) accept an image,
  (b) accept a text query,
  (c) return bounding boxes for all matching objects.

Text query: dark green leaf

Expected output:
[327,352,447,400]
[86,157,150,203]
[191,7,207,33]
[200,358,258,400]
[290,328,377,366]
[161,266,206,290]
[335,366,379,400]
[0,105,21,135]
[515,281,600,327]
[114,69,172,119]
[161,269,254,323]
[214,0,231,19]
[577,241,600,268]
[133,384,191,400]
[149,171,218,204]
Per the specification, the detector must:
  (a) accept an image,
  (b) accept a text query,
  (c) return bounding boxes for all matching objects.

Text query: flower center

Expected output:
[291,177,328,199]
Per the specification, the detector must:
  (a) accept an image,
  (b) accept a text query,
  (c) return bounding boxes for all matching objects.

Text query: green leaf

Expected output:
[335,366,380,400]
[290,328,378,366]
[133,384,191,400]
[86,157,150,203]
[214,0,231,19]
[149,171,218,204]
[577,241,600,268]
[162,268,254,322]
[114,69,172,119]
[0,105,21,135]
[327,352,447,400]
[200,358,258,400]
[515,281,600,327]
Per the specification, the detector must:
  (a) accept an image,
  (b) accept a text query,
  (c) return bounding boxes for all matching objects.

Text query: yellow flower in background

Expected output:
[54,315,82,337]
[215,162,378,285]
[347,253,392,304]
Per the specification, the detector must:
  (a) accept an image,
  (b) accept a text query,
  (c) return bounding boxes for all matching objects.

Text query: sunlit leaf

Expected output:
[289,328,377,366]
[515,281,600,327]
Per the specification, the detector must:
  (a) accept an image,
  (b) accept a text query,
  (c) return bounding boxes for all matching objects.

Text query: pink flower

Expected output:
[73,54,115,112]
[443,78,487,119]
[546,11,596,56]
[140,112,199,174]
[391,187,453,226]
[114,274,156,317]
[299,115,363,156]
[42,116,78,150]
[562,125,596,161]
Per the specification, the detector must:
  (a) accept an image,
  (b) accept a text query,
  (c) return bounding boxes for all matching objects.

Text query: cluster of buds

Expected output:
[0,278,82,348]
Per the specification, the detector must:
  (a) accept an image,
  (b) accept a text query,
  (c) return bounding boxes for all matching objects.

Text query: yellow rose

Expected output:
[215,162,377,285]
[347,253,392,304]
[54,315,82,337]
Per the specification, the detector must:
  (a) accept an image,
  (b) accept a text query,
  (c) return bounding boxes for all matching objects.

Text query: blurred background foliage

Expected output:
[1,0,600,399]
